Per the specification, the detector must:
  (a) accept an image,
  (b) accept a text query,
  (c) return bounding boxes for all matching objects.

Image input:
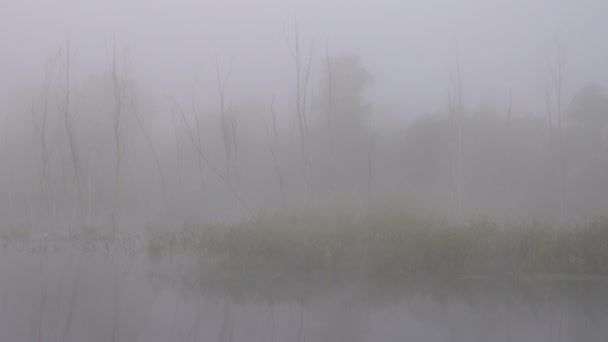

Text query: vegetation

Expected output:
[4,32,608,229]
[147,212,608,279]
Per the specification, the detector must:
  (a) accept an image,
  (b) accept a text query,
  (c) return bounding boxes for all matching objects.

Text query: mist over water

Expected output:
[2,239,608,342]
[2,0,608,341]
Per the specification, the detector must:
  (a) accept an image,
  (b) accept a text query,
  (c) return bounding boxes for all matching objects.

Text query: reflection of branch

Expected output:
[187,296,203,342]
[219,299,230,342]
[111,265,119,342]
[34,260,47,342]
[62,262,81,342]
[269,303,276,342]
[296,305,305,342]
[168,97,253,216]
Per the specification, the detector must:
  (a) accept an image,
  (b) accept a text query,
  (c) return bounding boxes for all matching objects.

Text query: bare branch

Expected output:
[107,36,130,220]
[215,54,237,177]
[325,38,333,152]
[168,97,253,216]
[264,95,285,205]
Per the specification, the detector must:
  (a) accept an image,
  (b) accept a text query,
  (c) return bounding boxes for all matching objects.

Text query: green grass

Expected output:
[146,211,608,279]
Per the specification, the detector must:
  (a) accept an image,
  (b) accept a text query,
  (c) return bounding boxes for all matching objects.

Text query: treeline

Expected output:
[1,35,607,231]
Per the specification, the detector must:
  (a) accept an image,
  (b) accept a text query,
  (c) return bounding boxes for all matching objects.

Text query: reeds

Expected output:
[146,212,608,278]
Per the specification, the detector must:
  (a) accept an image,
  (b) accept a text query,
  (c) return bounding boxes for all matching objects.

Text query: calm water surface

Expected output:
[1,238,607,342]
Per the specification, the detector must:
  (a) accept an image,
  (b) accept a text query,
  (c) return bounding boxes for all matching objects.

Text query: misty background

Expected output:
[3,2,608,342]
[1,0,608,230]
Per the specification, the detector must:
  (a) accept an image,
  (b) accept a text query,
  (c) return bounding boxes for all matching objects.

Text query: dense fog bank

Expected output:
[2,1,607,230]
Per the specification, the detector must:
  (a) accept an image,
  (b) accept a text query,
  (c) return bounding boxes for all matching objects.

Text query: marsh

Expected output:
[2,0,608,340]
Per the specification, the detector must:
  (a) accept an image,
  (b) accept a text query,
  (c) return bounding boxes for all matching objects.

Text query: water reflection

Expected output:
[1,238,607,342]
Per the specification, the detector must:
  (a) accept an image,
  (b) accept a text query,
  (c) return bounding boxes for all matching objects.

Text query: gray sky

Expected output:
[2,0,607,118]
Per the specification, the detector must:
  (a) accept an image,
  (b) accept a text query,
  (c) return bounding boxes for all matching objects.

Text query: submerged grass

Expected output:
[147,211,608,279]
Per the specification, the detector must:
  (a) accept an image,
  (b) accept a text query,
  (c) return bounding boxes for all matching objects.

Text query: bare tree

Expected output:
[367,130,374,205]
[285,21,315,200]
[32,49,61,196]
[325,38,336,199]
[542,68,554,132]
[285,22,305,151]
[215,55,238,179]
[60,36,84,226]
[170,98,253,216]
[504,89,513,225]
[191,76,206,190]
[302,43,314,135]
[325,39,334,152]
[264,94,286,205]
[3,133,14,225]
[130,96,169,209]
[194,113,206,190]
[447,46,464,221]
[106,37,130,221]
[547,35,567,223]
[284,21,315,152]
[170,107,183,191]
[227,104,239,170]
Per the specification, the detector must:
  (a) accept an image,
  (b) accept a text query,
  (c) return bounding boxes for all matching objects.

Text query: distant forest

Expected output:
[1,35,607,230]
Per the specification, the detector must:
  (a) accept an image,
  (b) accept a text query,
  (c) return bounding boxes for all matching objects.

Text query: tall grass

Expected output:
[146,211,608,278]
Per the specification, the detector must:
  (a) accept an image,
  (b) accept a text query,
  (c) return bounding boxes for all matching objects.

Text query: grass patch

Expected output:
[147,211,608,279]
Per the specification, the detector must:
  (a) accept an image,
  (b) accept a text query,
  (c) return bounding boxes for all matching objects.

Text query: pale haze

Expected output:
[1,1,608,341]
[3,0,607,114]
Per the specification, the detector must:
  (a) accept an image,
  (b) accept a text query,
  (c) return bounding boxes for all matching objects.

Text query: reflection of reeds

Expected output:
[30,251,47,342]
[62,260,80,342]
[0,228,145,257]
[269,302,275,342]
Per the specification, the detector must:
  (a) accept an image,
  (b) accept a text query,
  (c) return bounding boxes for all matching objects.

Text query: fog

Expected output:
[2,0,608,226]
[1,0,608,341]
[4,1,608,114]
